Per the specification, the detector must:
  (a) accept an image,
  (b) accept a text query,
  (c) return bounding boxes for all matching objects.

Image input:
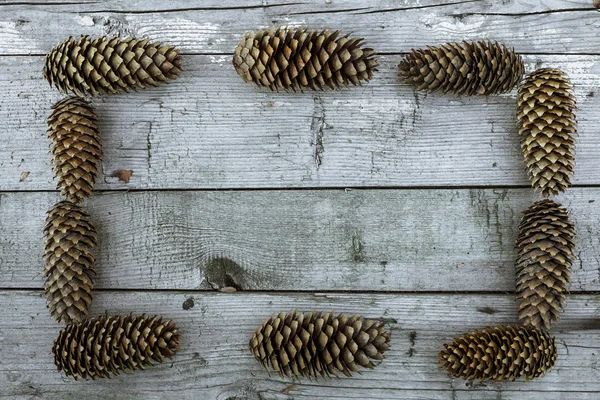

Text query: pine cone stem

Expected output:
[399,40,524,95]
[250,310,390,379]
[516,200,576,330]
[44,200,96,324]
[53,314,180,379]
[233,27,378,91]
[439,325,557,381]
[43,36,182,96]
[48,96,101,203]
[517,68,577,197]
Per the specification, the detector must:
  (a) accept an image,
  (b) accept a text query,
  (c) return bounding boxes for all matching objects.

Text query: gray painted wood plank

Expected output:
[5,0,583,13]
[2,291,600,399]
[2,55,600,190]
[1,1,598,55]
[2,188,599,291]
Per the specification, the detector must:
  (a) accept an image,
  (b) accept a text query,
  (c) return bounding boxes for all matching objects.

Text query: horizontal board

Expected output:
[1,1,598,55]
[2,188,599,291]
[2,54,600,190]
[5,0,584,12]
[2,291,600,399]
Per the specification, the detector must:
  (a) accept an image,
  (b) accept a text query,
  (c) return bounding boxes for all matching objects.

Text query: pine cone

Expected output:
[516,199,576,330]
[48,96,101,203]
[399,40,524,95]
[249,310,390,379]
[53,314,180,379]
[517,68,577,197]
[439,325,557,381]
[43,36,182,95]
[44,200,96,324]
[233,27,378,91]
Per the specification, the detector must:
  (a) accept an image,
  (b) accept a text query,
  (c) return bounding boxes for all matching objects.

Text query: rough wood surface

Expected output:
[2,54,600,190]
[2,188,599,292]
[2,291,600,399]
[2,1,600,398]
[0,0,598,55]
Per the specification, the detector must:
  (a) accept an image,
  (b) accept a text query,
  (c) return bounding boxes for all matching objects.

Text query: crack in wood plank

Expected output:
[454,7,597,18]
[310,95,325,170]
[0,1,100,5]
[289,7,369,15]
[82,2,305,14]
[356,0,483,15]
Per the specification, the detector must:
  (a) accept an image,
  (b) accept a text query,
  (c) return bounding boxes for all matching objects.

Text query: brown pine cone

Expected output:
[43,36,182,95]
[44,200,96,324]
[233,27,378,91]
[249,310,390,379]
[53,314,180,379]
[399,40,524,95]
[439,325,557,381]
[48,96,101,203]
[516,199,576,330]
[517,68,577,197]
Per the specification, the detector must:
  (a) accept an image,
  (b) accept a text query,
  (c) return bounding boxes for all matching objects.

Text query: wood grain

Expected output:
[2,291,600,399]
[2,188,599,291]
[2,55,600,190]
[2,1,600,398]
[0,0,598,55]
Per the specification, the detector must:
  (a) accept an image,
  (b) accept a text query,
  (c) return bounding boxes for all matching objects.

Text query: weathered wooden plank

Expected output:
[2,291,600,399]
[2,188,599,291]
[1,1,598,55]
[2,54,600,190]
[4,0,584,13]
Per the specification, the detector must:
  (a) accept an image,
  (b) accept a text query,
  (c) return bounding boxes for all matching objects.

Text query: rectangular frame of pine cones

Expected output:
[41,28,577,382]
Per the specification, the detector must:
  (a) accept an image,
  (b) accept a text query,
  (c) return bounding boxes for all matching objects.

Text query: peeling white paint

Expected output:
[75,15,94,27]
[420,13,486,34]
[208,55,230,64]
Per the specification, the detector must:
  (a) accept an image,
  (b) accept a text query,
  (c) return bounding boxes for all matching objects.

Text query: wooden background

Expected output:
[1,0,599,399]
